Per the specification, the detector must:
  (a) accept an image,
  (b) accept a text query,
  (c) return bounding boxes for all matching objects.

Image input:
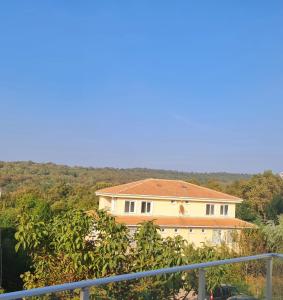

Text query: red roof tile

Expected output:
[115,215,255,229]
[96,178,241,201]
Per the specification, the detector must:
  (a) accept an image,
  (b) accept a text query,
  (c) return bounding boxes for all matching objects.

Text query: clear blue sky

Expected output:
[0,1,282,173]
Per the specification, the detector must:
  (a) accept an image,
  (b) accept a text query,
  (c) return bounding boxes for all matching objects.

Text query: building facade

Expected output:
[96,178,254,247]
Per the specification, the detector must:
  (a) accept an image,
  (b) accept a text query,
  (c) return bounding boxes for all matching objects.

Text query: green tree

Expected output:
[15,209,130,297]
[262,215,283,252]
[236,201,258,222]
[205,179,223,192]
[240,171,283,221]
[14,208,259,299]
[130,221,186,300]
[227,172,283,222]
[266,195,283,222]
[183,244,240,292]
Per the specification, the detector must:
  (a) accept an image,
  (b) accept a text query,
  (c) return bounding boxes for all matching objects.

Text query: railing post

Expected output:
[198,269,206,300]
[80,287,89,300]
[265,257,273,300]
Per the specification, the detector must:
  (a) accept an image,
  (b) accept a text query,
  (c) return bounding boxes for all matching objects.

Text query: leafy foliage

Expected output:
[1,228,30,291]
[14,209,252,299]
[1,161,283,295]
[262,215,283,252]
[228,171,283,222]
[0,161,250,194]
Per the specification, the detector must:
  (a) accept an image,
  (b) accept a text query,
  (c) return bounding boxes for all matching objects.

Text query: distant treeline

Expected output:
[0,161,251,193]
[1,161,283,225]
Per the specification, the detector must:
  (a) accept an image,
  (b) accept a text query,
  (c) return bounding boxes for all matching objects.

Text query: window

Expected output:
[220,204,229,216]
[189,228,193,233]
[171,200,176,204]
[206,204,215,215]
[124,200,135,213]
[185,201,189,204]
[141,201,151,213]
[161,228,165,232]
[202,229,205,233]
[174,228,178,233]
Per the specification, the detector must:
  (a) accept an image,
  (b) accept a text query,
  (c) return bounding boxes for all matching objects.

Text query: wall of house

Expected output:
[187,201,235,218]
[98,196,241,248]
[129,226,239,247]
[98,196,112,211]
[99,196,236,218]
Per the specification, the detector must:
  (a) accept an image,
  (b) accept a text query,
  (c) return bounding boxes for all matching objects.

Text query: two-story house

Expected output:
[96,178,254,247]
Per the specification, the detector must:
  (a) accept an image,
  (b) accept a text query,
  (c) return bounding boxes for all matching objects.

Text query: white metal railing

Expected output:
[0,253,282,300]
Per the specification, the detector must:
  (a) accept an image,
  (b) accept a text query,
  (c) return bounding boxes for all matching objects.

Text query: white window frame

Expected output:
[141,200,152,214]
[220,204,229,216]
[206,204,215,215]
[124,200,136,214]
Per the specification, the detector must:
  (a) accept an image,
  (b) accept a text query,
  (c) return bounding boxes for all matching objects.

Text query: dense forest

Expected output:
[0,160,251,191]
[0,161,283,297]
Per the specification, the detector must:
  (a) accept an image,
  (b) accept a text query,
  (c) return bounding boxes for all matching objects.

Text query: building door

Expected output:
[212,230,221,244]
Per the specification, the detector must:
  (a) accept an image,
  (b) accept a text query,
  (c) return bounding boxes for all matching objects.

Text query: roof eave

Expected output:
[121,223,255,229]
[95,192,243,203]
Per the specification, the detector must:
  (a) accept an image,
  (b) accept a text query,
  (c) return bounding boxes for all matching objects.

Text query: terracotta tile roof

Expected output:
[114,215,255,229]
[96,178,241,201]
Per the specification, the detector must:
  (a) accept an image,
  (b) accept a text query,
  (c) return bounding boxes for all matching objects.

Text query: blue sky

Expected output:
[0,1,282,173]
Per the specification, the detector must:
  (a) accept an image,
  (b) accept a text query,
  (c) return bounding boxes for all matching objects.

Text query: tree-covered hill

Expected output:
[1,161,282,225]
[0,161,251,193]
[0,161,282,293]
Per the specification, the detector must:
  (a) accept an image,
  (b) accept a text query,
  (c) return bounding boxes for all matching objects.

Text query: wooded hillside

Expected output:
[0,161,251,192]
[0,161,283,293]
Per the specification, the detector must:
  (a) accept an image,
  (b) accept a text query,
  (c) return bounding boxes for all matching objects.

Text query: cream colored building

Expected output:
[96,178,254,247]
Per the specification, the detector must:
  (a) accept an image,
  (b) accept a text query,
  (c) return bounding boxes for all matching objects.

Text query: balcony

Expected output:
[0,253,282,300]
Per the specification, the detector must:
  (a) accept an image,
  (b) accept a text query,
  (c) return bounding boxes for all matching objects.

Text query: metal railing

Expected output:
[0,253,282,300]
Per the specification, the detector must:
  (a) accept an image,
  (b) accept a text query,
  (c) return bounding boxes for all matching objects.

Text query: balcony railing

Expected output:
[0,253,282,300]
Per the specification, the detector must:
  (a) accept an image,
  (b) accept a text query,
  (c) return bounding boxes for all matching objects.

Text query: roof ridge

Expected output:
[151,178,185,182]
